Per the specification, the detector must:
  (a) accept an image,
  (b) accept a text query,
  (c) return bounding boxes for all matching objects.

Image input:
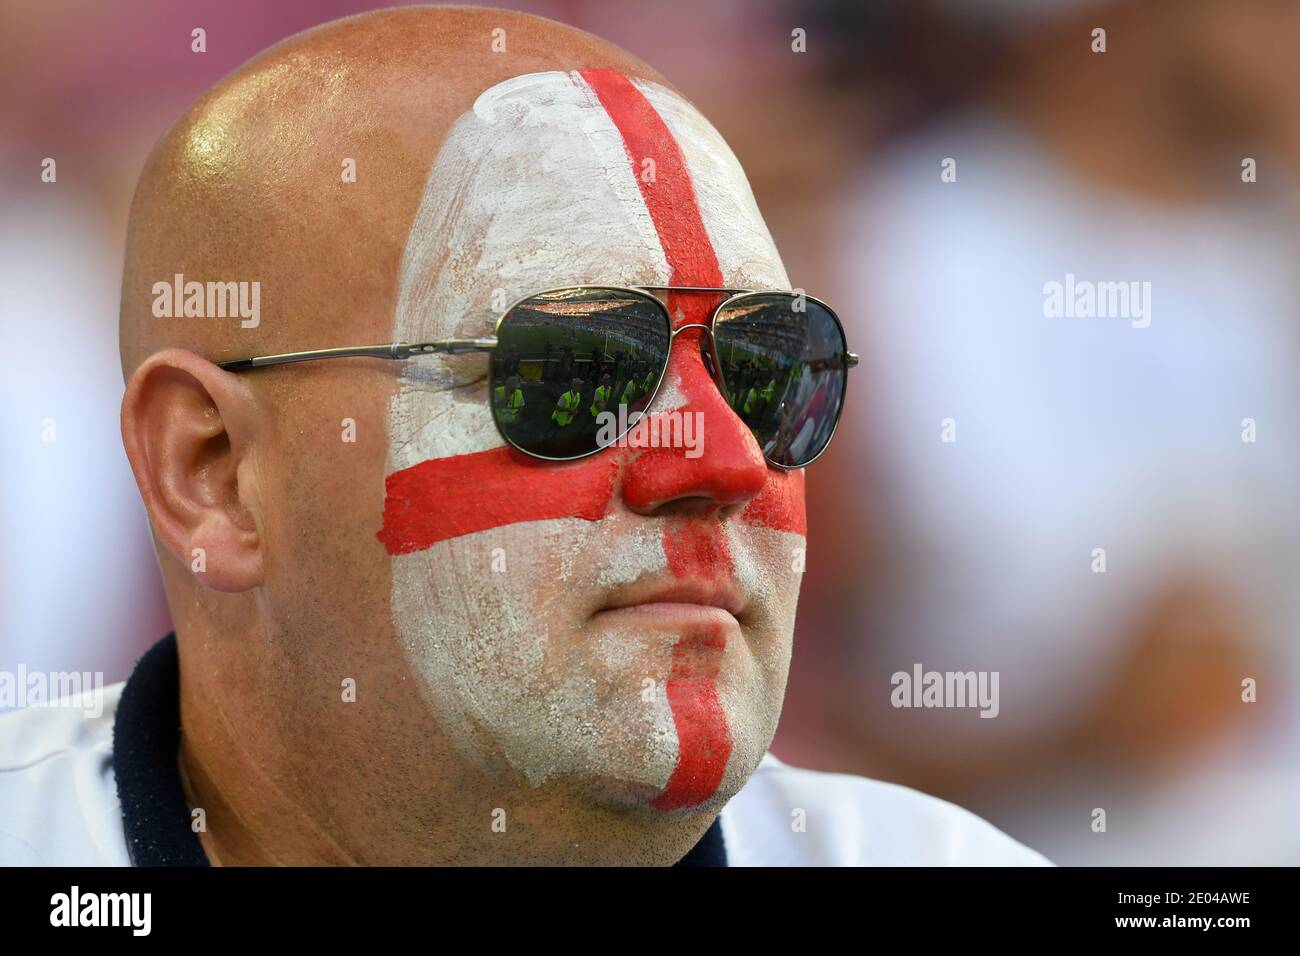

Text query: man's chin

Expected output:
[553,762,745,818]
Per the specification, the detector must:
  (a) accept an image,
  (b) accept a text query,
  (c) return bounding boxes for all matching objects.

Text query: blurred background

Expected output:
[2,0,1296,864]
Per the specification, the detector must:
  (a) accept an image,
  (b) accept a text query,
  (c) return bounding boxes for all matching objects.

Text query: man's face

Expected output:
[380,70,805,814]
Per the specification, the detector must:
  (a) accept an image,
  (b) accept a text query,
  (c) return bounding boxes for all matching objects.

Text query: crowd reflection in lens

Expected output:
[492,289,667,458]
[714,295,847,467]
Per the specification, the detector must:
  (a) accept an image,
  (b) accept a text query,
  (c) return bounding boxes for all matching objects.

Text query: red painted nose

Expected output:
[619,315,769,517]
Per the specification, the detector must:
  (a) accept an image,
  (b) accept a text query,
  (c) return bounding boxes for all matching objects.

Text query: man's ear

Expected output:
[121,348,265,592]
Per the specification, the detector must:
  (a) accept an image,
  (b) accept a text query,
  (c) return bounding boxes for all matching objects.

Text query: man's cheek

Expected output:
[377,445,620,555]
[387,523,576,755]
[728,469,808,620]
[741,468,807,538]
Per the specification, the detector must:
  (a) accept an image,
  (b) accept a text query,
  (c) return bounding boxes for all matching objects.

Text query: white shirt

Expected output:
[0,682,1049,866]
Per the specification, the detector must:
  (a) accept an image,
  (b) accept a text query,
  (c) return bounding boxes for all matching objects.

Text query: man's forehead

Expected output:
[391,69,789,342]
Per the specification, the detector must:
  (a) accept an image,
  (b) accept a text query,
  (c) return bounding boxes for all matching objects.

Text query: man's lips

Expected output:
[593,578,746,625]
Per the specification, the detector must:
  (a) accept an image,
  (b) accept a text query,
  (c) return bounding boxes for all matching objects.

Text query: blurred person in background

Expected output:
[0,0,401,689]
[779,0,1300,864]
[0,1,187,686]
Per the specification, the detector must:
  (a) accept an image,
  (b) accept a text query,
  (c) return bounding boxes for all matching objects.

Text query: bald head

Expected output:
[120,6,664,378]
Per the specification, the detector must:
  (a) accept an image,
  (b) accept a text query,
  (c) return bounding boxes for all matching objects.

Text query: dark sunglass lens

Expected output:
[713,294,848,467]
[491,288,670,459]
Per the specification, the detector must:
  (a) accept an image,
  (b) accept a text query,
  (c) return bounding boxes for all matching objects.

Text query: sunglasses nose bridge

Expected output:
[669,322,714,340]
[667,322,723,386]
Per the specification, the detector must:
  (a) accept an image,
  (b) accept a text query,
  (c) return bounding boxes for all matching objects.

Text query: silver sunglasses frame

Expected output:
[215,285,859,470]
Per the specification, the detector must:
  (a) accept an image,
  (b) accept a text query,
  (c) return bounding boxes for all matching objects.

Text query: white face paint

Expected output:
[384,70,803,811]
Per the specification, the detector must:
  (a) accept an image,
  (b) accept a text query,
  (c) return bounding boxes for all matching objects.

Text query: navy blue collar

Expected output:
[113,634,727,866]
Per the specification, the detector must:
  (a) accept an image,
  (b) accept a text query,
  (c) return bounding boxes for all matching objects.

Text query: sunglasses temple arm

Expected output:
[216,338,498,371]
[395,337,498,358]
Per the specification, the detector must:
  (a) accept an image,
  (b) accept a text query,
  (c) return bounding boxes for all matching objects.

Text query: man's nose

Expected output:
[619,318,769,518]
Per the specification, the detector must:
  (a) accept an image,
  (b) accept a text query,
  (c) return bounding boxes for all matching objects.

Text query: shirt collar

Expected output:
[113,634,727,866]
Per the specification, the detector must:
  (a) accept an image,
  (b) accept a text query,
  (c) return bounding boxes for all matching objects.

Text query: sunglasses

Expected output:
[217,285,858,469]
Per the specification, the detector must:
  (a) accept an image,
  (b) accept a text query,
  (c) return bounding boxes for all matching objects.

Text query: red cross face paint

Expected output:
[382,70,806,814]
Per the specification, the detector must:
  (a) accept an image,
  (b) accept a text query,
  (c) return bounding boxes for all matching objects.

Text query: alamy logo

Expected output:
[595,404,704,458]
[890,663,1000,718]
[0,667,103,718]
[151,272,261,328]
[1042,273,1151,328]
[50,886,151,936]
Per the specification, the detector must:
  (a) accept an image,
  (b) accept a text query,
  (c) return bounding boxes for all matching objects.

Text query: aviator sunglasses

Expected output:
[217,285,858,469]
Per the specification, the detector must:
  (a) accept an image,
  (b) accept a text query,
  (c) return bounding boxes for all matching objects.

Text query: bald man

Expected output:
[0,7,1047,866]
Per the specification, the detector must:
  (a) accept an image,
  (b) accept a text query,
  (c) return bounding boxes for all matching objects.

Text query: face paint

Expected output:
[383,70,805,813]
[377,447,619,554]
